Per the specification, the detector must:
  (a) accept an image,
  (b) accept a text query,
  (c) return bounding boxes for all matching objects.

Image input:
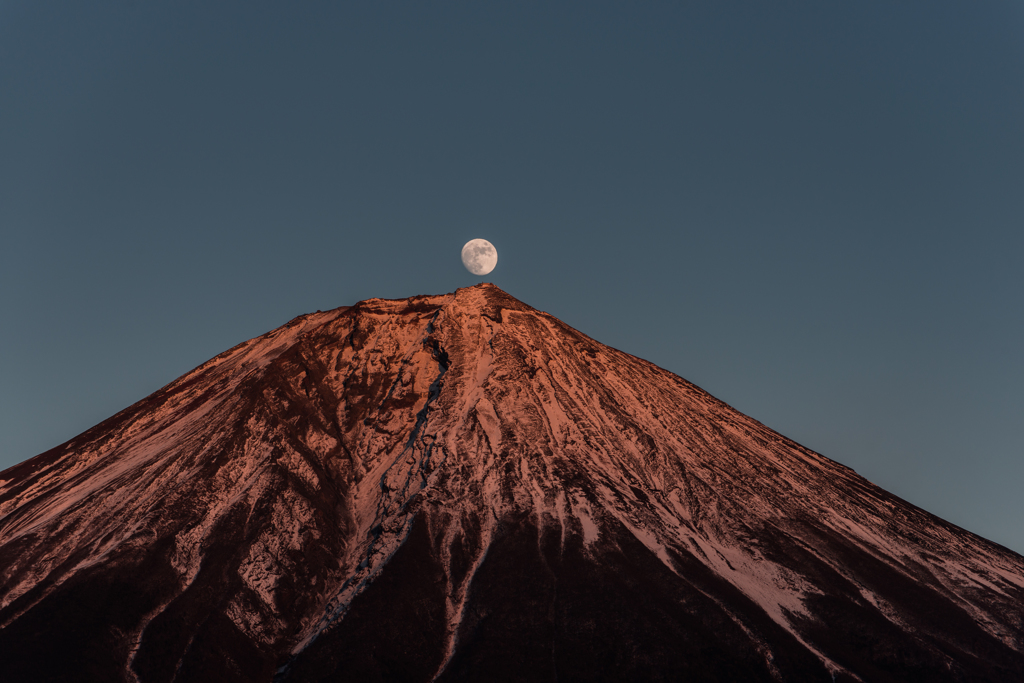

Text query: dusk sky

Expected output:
[1,3,1022,553]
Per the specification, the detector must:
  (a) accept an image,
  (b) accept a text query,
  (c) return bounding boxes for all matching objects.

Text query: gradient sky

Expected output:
[2,2,1022,553]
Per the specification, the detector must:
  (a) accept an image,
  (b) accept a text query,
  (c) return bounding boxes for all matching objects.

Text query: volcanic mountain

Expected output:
[2,284,1023,682]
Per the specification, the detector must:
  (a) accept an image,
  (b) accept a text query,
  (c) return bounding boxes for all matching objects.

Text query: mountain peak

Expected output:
[2,288,1023,682]
[449,281,535,316]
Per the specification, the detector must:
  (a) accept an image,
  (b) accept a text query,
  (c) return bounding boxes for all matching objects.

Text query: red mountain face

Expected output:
[2,283,1023,682]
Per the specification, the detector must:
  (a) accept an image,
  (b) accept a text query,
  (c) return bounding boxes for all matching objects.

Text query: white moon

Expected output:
[461,239,498,276]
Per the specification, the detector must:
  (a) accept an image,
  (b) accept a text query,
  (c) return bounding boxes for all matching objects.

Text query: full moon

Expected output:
[461,239,498,276]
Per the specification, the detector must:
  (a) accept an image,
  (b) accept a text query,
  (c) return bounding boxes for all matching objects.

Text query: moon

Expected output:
[461,239,498,276]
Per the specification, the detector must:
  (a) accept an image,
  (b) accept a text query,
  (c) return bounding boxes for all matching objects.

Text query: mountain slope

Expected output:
[2,283,1023,682]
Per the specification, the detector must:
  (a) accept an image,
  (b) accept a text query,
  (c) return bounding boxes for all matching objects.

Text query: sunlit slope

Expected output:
[2,283,1023,682]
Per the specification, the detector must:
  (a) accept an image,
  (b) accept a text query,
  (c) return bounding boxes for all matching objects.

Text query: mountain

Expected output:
[2,283,1023,682]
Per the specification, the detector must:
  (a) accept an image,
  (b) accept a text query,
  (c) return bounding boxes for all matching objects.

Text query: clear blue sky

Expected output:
[2,2,1022,553]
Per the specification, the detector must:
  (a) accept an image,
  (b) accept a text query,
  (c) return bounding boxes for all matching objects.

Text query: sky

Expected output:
[1,2,1022,553]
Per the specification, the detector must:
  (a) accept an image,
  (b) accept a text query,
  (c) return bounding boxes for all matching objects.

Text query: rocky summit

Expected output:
[2,283,1023,682]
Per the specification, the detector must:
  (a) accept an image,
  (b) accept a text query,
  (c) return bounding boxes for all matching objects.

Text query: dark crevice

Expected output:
[274,313,452,683]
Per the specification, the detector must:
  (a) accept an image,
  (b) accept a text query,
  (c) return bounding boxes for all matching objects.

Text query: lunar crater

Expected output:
[461,239,497,276]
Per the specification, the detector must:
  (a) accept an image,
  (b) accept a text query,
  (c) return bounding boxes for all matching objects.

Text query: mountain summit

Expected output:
[2,283,1023,682]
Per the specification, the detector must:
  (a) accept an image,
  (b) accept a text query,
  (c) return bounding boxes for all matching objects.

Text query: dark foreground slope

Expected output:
[2,284,1023,682]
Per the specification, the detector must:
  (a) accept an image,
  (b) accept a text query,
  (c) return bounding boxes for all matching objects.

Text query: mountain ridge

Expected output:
[2,283,1023,682]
